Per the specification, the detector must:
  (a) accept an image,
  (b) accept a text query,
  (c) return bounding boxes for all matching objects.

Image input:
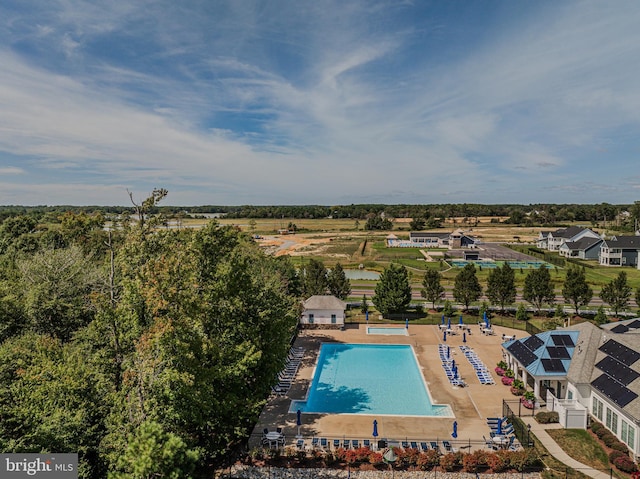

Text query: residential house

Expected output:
[502,320,640,460]
[407,229,476,249]
[537,226,600,251]
[300,295,346,328]
[558,237,603,260]
[599,236,640,268]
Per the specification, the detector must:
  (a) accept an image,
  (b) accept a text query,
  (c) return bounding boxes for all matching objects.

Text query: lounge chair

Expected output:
[333,439,340,449]
[296,438,305,450]
[363,439,371,449]
[320,438,328,449]
[442,440,452,452]
[343,439,351,449]
[352,440,360,449]
[420,442,429,451]
[311,437,319,449]
[401,440,409,449]
[410,441,419,449]
[430,441,440,452]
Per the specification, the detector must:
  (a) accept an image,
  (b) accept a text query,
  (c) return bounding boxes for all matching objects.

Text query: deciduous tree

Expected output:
[562,266,593,317]
[453,263,482,311]
[421,269,444,310]
[486,263,516,313]
[523,265,556,315]
[600,271,632,318]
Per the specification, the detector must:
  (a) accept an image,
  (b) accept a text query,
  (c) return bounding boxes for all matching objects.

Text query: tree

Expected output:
[515,303,528,321]
[594,305,608,325]
[372,263,412,315]
[562,266,593,316]
[360,294,369,314]
[600,271,632,318]
[442,299,454,317]
[453,263,482,311]
[636,287,640,313]
[365,215,393,230]
[421,269,444,310]
[485,263,516,313]
[327,263,351,300]
[523,265,556,315]
[301,259,328,296]
[110,421,199,479]
[409,217,425,230]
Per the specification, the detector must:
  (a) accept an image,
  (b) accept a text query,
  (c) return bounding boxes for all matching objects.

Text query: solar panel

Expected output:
[541,359,566,373]
[523,335,543,352]
[546,346,570,359]
[611,324,629,334]
[507,341,537,366]
[628,319,640,329]
[595,356,640,386]
[551,334,575,347]
[591,374,638,408]
[599,339,640,366]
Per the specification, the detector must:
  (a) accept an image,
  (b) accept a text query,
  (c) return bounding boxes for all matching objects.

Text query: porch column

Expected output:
[534,380,540,399]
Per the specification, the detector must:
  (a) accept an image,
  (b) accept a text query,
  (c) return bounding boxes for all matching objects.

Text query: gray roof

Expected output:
[602,236,640,249]
[302,295,347,310]
[409,231,450,239]
[562,237,603,252]
[565,322,602,385]
[557,226,595,239]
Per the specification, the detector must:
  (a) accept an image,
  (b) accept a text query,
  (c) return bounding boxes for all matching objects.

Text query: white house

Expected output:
[300,295,347,328]
[537,226,601,251]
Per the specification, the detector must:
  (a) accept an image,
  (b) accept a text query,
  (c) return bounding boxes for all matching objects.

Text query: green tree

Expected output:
[409,217,425,230]
[421,269,444,310]
[515,303,528,321]
[453,263,482,311]
[110,421,199,479]
[562,266,593,316]
[636,287,640,313]
[300,259,328,297]
[594,305,608,325]
[523,265,556,315]
[600,271,632,318]
[365,215,393,230]
[360,294,369,315]
[485,263,516,313]
[372,263,412,315]
[327,263,351,300]
[442,299,454,317]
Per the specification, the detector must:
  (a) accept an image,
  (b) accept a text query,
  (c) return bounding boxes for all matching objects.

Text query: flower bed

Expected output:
[502,376,514,386]
[495,367,505,376]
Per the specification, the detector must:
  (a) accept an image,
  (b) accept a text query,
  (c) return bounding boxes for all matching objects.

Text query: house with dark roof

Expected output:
[537,226,600,251]
[558,236,603,260]
[407,229,477,249]
[300,295,346,328]
[599,235,640,268]
[502,320,640,460]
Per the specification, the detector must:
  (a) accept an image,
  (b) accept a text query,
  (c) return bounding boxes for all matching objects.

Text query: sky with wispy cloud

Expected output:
[1,0,640,206]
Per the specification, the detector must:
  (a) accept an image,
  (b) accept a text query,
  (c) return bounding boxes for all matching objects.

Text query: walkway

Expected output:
[519,416,611,479]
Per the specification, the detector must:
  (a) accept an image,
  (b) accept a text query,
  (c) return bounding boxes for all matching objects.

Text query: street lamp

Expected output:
[526,423,531,447]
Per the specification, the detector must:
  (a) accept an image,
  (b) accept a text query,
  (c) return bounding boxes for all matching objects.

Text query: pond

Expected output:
[343,269,380,280]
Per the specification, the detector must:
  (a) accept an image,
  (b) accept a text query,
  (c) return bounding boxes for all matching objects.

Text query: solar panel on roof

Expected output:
[507,341,537,367]
[541,359,566,373]
[595,356,640,386]
[599,339,640,366]
[591,374,638,408]
[628,319,640,329]
[523,335,543,352]
[551,334,575,347]
[611,324,629,334]
[546,346,570,359]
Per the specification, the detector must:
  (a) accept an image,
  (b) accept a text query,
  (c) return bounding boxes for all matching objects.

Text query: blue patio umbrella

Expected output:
[452,359,456,369]
[452,421,458,439]
[405,318,409,329]
[296,409,302,437]
[447,345,450,357]
[463,331,467,343]
[373,419,378,438]
[484,311,489,328]
[366,311,369,323]
[443,330,447,342]
[441,315,445,325]
[459,315,464,325]
[496,419,502,436]
[447,317,451,329]
[453,369,458,380]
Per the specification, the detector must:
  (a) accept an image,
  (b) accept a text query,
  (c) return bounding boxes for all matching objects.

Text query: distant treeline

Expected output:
[1,202,639,227]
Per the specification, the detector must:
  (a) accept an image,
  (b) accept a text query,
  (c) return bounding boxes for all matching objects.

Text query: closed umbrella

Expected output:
[373,419,378,439]
[447,317,451,329]
[459,315,464,325]
[405,318,409,329]
[441,315,445,325]
[296,409,302,438]
[452,421,458,439]
[366,311,369,323]
[496,419,502,436]
[451,359,456,369]
[484,311,489,328]
[463,331,467,343]
[443,330,447,342]
[447,345,450,358]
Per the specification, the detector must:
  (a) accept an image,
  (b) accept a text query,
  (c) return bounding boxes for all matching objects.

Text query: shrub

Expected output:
[602,433,618,447]
[536,411,559,424]
[439,452,462,471]
[502,376,514,386]
[495,367,505,376]
[416,450,439,470]
[614,455,638,473]
[368,452,383,465]
[497,360,508,370]
[590,422,603,434]
[463,450,489,473]
[487,450,511,473]
[609,450,627,464]
[359,463,376,471]
[596,427,609,439]
[510,386,524,396]
[509,450,531,472]
[610,442,629,454]
[505,369,515,378]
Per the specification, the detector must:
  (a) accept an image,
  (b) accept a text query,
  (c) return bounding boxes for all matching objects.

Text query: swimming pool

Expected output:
[291,343,452,416]
[367,327,408,336]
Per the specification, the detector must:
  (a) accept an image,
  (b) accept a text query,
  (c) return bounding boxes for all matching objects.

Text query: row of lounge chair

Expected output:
[459,345,494,385]
[271,347,305,396]
[438,344,466,387]
[300,438,455,453]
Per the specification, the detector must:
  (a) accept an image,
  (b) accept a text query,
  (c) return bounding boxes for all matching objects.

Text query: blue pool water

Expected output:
[367,327,408,336]
[292,344,452,416]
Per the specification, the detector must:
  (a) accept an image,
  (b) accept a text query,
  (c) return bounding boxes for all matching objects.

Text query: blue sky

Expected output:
[1,0,640,206]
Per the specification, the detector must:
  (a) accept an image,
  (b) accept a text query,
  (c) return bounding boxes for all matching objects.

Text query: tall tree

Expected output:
[453,263,482,311]
[523,265,556,315]
[327,263,351,300]
[562,266,593,316]
[372,263,412,315]
[300,259,328,297]
[421,269,444,310]
[485,263,516,313]
[600,271,632,318]
[360,294,369,314]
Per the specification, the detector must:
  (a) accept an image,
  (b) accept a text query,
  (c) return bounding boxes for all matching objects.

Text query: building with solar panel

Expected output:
[502,319,640,461]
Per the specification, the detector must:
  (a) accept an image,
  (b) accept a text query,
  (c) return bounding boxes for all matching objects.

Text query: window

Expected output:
[308,314,314,324]
[592,397,603,421]
[621,420,635,449]
[606,408,618,435]
[331,314,336,324]
[567,390,573,400]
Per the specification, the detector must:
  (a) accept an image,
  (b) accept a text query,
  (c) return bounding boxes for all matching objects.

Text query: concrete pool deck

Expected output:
[251,322,530,449]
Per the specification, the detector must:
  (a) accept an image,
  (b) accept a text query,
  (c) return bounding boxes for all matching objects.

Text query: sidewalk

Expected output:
[519,416,612,479]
